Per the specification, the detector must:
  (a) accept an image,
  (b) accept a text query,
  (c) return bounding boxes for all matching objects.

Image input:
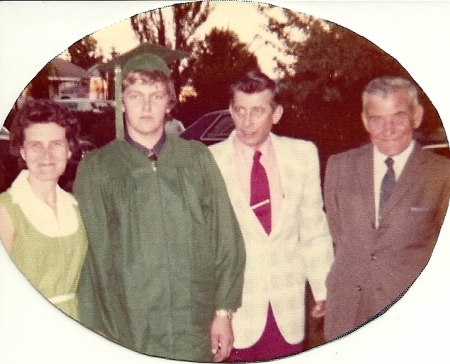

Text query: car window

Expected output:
[201,114,234,142]
[92,101,113,112]
[64,102,79,110]
[423,143,450,159]
[55,99,93,112]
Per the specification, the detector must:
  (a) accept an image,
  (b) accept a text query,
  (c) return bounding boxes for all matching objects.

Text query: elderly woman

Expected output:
[0,99,88,321]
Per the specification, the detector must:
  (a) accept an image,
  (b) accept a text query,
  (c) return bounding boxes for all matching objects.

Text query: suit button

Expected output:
[371,253,376,261]
[357,285,362,291]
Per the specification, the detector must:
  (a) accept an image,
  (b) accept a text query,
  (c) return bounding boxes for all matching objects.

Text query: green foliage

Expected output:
[68,35,103,70]
[128,3,258,123]
[28,62,55,99]
[172,2,212,50]
[131,7,167,46]
[131,2,213,49]
[130,2,214,97]
[179,28,259,124]
[130,1,214,93]
[258,5,444,159]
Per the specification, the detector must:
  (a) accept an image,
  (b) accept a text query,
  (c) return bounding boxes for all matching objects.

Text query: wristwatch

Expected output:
[215,309,233,320]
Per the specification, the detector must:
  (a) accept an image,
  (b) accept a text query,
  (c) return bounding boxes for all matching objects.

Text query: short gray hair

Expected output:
[362,76,419,112]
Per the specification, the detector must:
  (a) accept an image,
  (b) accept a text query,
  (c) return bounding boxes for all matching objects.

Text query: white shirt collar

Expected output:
[9,170,79,237]
[373,140,415,180]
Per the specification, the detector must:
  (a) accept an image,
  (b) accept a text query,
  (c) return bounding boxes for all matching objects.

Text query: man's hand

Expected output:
[210,315,234,362]
[310,300,326,318]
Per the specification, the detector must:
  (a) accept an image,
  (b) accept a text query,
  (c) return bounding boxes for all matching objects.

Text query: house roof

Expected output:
[97,43,189,73]
[49,58,91,79]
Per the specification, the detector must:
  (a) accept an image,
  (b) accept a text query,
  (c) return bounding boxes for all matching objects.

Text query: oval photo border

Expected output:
[0,1,449,363]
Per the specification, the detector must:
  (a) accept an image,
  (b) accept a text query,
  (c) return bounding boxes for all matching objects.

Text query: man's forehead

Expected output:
[233,90,273,102]
[369,87,409,100]
[125,81,167,92]
[366,90,410,107]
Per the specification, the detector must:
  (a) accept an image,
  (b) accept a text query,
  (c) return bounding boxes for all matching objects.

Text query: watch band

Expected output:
[215,309,233,320]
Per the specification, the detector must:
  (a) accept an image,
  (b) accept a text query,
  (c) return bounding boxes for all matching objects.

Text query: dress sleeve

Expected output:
[201,147,246,311]
[297,143,334,302]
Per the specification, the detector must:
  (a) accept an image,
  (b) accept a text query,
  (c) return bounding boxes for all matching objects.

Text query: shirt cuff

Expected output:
[215,309,234,319]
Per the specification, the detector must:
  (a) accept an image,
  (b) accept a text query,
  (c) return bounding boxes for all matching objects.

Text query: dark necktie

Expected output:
[379,157,395,218]
[250,151,271,234]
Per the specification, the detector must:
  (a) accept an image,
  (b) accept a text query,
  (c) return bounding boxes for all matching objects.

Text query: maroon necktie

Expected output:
[250,151,271,234]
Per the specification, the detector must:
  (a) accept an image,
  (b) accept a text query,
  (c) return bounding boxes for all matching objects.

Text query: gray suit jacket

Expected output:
[323,142,450,341]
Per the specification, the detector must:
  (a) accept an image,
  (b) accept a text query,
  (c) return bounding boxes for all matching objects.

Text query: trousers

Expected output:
[227,303,305,362]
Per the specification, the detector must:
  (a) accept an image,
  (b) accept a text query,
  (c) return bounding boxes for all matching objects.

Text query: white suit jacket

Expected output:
[209,131,334,348]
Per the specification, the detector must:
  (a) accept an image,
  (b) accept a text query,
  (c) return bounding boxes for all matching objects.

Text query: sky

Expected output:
[1,1,450,364]
[81,1,284,77]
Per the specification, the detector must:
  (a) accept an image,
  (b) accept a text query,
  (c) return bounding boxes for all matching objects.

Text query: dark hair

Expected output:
[229,70,281,108]
[10,99,80,162]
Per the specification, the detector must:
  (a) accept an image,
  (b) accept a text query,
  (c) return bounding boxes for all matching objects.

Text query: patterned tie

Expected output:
[250,151,271,234]
[379,157,395,218]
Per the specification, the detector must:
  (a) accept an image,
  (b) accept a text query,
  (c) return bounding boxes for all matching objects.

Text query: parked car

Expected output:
[181,110,450,160]
[54,98,95,112]
[91,99,115,113]
[54,98,114,114]
[422,142,450,159]
[0,126,96,193]
[415,128,450,159]
[180,110,234,146]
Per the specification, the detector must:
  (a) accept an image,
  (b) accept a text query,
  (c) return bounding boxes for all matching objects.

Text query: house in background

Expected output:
[16,44,186,110]
[49,58,107,100]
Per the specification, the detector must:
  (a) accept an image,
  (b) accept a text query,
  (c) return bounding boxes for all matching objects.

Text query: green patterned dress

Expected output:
[0,170,88,320]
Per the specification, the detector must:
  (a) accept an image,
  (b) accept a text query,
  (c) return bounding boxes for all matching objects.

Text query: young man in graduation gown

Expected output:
[73,53,246,362]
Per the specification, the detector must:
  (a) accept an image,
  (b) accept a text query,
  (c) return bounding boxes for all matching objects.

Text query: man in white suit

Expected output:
[209,70,334,361]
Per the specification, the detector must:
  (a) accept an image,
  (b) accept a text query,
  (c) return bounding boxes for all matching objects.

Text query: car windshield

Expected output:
[201,114,234,141]
[64,102,79,110]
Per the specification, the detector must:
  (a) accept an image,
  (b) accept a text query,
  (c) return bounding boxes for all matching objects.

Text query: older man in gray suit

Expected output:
[323,76,450,341]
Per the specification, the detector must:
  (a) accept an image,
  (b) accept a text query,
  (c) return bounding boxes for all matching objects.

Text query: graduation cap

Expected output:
[100,43,188,139]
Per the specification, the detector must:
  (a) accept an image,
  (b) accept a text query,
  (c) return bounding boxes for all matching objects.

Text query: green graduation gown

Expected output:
[73,136,245,362]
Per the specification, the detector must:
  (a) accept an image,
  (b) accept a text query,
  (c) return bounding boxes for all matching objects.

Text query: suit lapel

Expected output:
[380,143,424,220]
[269,135,291,235]
[356,144,376,223]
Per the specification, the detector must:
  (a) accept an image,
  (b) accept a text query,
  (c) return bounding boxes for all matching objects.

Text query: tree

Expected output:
[256,4,442,164]
[27,62,55,99]
[130,2,214,95]
[68,35,103,70]
[179,27,260,123]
